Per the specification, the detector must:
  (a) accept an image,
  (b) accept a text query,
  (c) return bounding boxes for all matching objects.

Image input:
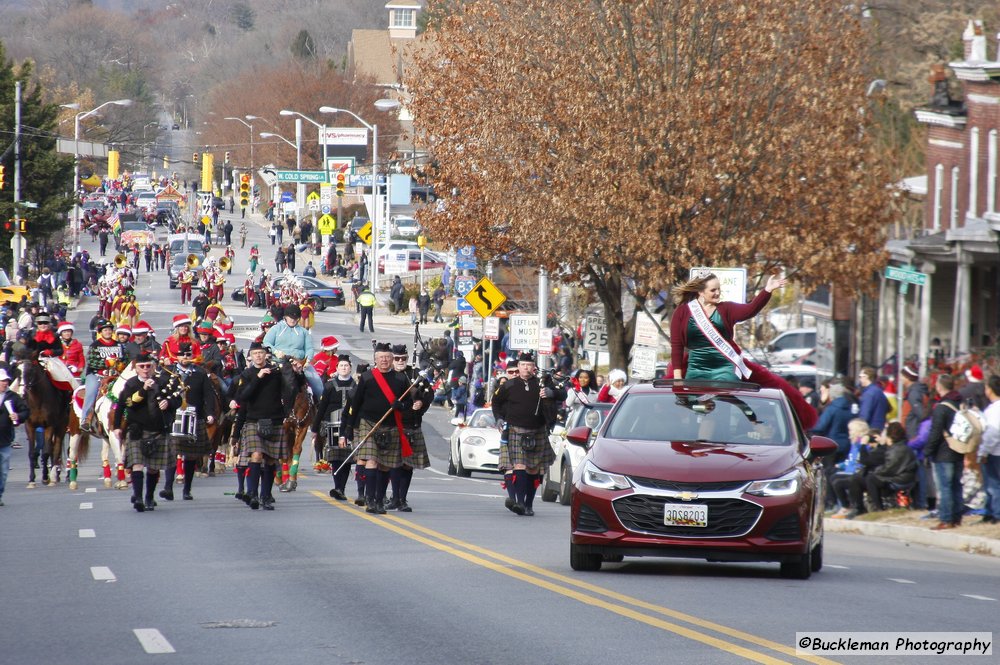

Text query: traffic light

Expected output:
[335,172,346,197]
[3,220,11,232]
[192,152,199,164]
[239,173,251,208]
[0,165,5,190]
[18,218,25,234]
[224,151,231,164]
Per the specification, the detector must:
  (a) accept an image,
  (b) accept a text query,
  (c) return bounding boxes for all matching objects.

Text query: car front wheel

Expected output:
[780,552,812,580]
[558,462,572,506]
[540,467,558,502]
[455,445,471,477]
[447,450,457,476]
[810,538,823,573]
[570,544,602,572]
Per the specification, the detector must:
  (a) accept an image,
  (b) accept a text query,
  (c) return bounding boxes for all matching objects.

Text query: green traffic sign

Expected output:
[275,170,328,183]
[884,265,927,286]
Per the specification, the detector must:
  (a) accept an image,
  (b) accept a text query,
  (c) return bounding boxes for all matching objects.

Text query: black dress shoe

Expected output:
[505,498,514,512]
[524,507,535,517]
[249,496,260,510]
[144,499,155,511]
[511,502,526,516]
[133,499,145,512]
[376,500,387,515]
[234,492,245,502]
[182,492,193,500]
[159,489,174,501]
[386,497,400,510]
[262,497,275,511]
[365,499,377,514]
[354,497,366,506]
[398,500,412,513]
[329,488,347,501]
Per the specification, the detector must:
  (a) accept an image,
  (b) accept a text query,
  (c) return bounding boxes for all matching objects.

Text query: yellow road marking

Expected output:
[312,491,838,665]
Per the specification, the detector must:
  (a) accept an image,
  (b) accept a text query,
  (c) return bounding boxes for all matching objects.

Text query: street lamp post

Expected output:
[141,121,158,171]
[260,130,299,223]
[224,116,254,174]
[319,100,398,294]
[73,98,132,252]
[281,110,328,251]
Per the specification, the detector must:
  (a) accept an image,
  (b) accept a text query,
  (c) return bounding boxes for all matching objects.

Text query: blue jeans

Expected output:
[983,455,1000,520]
[303,366,324,400]
[82,373,100,419]
[914,462,930,510]
[933,460,965,524]
[0,444,11,499]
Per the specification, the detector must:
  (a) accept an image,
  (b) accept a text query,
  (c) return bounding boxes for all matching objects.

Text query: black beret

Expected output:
[391,344,407,355]
[248,341,265,351]
[374,342,392,353]
[517,352,536,363]
[136,351,155,364]
[337,354,352,363]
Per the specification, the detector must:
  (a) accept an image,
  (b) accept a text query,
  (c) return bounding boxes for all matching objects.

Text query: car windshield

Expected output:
[122,221,148,231]
[604,392,792,446]
[468,410,496,428]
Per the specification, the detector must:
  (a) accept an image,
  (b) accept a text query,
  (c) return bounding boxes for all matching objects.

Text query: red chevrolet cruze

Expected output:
[568,380,837,578]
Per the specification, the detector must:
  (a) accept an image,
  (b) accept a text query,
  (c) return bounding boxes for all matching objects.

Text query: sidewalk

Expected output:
[825,511,1000,558]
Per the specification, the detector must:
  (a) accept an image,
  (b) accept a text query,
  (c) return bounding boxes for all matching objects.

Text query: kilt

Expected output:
[354,419,403,469]
[507,425,555,470]
[498,443,511,473]
[174,420,212,456]
[125,431,174,470]
[238,420,289,463]
[402,427,430,469]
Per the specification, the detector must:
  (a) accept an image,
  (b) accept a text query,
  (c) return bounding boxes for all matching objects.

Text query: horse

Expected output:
[17,350,73,488]
[278,383,315,492]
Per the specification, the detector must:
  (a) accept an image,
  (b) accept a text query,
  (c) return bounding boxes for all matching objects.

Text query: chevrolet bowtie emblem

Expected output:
[678,491,698,501]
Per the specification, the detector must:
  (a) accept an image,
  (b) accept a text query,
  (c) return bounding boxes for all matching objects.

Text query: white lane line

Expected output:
[80,502,93,510]
[133,628,176,654]
[410,490,503,499]
[824,564,849,569]
[961,594,997,601]
[79,529,96,538]
[90,566,116,582]
[887,578,916,584]
[85,487,97,493]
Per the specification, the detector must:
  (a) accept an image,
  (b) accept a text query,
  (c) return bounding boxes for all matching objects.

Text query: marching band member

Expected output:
[80,319,126,434]
[235,341,295,510]
[388,345,433,512]
[212,265,226,301]
[178,265,195,305]
[491,352,565,516]
[248,244,260,274]
[204,297,226,323]
[224,245,236,274]
[113,351,184,512]
[311,354,356,500]
[160,342,215,502]
[161,314,202,364]
[340,342,413,514]
[58,322,85,379]
[244,270,256,309]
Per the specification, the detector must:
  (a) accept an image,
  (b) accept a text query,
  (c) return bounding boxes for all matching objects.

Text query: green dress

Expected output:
[685,309,737,381]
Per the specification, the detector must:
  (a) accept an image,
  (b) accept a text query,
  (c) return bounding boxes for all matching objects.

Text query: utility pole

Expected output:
[13,81,22,283]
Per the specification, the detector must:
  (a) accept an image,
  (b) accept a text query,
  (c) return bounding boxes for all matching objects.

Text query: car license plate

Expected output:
[663,503,708,527]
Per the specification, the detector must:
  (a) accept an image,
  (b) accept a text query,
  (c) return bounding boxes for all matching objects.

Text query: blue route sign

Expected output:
[454,277,476,297]
[456,245,476,270]
[457,298,473,312]
[280,191,294,203]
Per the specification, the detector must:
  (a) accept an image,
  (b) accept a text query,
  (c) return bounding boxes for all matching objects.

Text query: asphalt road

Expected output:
[1,210,997,664]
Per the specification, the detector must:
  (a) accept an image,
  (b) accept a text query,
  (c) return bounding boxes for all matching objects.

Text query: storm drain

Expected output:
[201,620,277,629]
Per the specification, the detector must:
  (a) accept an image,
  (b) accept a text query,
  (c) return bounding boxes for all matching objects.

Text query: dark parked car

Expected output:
[231,275,345,310]
[568,379,837,578]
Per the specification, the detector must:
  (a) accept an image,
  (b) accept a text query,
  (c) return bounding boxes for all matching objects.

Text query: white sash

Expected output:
[687,301,752,379]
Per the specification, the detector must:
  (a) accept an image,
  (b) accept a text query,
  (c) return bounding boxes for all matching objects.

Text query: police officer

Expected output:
[387,344,432,512]
[491,352,565,516]
[235,341,293,510]
[341,343,412,514]
[311,354,357,500]
[160,342,217,501]
[113,352,184,512]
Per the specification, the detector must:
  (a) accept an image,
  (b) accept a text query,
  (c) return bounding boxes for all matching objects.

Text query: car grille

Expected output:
[765,514,801,541]
[576,503,608,533]
[628,476,748,493]
[613,496,761,537]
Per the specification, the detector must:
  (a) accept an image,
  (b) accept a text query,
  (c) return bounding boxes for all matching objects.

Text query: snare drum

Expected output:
[171,406,198,442]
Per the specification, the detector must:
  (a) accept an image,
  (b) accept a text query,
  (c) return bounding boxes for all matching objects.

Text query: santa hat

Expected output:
[115,325,131,336]
[966,365,984,382]
[223,333,236,344]
[132,320,152,335]
[321,335,339,351]
[57,322,74,334]
[900,364,919,382]
[172,314,191,329]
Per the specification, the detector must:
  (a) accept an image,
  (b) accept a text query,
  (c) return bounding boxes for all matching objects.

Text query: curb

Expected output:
[824,517,1000,558]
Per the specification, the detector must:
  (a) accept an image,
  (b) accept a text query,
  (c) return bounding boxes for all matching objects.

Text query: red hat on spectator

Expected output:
[966,365,984,382]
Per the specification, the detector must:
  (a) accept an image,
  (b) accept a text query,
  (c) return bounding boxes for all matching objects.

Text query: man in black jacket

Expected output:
[160,342,217,501]
[0,368,29,506]
[491,352,566,516]
[924,374,965,529]
[235,341,292,510]
[865,422,918,511]
[388,345,432,512]
[311,354,357,501]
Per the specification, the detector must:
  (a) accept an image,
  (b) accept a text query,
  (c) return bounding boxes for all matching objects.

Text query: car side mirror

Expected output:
[808,435,838,458]
[767,344,775,352]
[566,426,592,448]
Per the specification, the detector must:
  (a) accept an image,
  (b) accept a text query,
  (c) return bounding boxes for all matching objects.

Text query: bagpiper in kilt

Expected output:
[491,352,566,516]
[113,351,184,512]
[341,343,413,514]
[160,342,218,502]
[387,345,433,512]
[234,340,295,510]
[311,354,357,501]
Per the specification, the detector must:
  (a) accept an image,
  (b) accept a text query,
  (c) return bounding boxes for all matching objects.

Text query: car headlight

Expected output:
[581,460,631,491]
[745,469,801,497]
[463,436,486,447]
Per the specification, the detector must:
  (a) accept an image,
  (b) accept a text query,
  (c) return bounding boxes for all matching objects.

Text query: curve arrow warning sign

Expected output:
[466,276,506,318]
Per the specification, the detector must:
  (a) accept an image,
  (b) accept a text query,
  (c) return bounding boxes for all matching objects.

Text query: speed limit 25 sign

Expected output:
[584,314,608,352]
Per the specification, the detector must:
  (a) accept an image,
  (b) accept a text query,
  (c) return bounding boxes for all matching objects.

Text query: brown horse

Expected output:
[279,384,315,492]
[18,352,73,488]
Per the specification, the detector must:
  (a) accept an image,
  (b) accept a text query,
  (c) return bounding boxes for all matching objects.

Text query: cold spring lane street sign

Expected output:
[275,170,328,183]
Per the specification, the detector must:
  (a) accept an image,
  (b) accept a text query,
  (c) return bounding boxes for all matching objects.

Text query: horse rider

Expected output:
[261,303,324,405]
[340,342,413,514]
[116,325,137,360]
[311,336,340,380]
[387,344,433,512]
[160,342,216,502]
[161,315,202,365]
[57,321,85,381]
[235,341,294,510]
[80,319,126,434]
[194,321,218,358]
[130,320,161,360]
[311,353,356,501]
[491,351,566,516]
[113,351,184,512]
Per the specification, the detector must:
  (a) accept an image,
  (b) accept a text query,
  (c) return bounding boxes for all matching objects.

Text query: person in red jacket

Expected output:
[160,314,202,364]
[311,336,340,379]
[58,321,85,378]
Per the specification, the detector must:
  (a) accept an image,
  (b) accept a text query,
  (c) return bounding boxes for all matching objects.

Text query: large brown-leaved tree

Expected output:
[407,0,895,369]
